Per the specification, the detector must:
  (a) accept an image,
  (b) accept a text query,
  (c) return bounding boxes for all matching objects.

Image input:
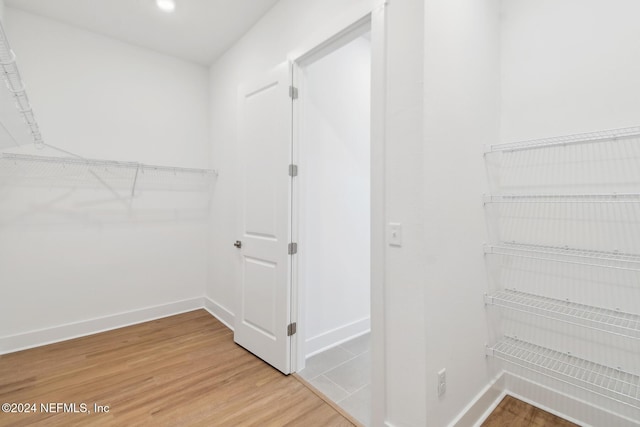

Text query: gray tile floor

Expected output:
[298,333,371,426]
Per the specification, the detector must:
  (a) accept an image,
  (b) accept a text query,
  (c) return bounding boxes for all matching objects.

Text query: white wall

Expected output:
[496,1,640,423]
[387,0,640,424]
[205,0,371,329]
[9,0,632,425]
[391,0,500,425]
[3,8,210,167]
[0,9,211,352]
[501,0,640,142]
[381,1,428,425]
[208,1,499,425]
[299,36,371,357]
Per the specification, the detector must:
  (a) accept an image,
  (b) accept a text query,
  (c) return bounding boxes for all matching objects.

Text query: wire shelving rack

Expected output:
[485,289,640,339]
[486,337,640,408]
[0,153,217,195]
[0,20,217,192]
[484,243,640,271]
[483,126,640,419]
[486,126,640,154]
[0,20,43,148]
[484,193,640,204]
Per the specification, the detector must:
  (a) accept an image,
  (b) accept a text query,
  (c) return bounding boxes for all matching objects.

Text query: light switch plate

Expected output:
[388,223,402,247]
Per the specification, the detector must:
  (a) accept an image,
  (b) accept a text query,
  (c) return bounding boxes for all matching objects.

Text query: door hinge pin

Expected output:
[288,242,298,255]
[289,85,298,100]
[287,322,297,336]
[289,164,298,177]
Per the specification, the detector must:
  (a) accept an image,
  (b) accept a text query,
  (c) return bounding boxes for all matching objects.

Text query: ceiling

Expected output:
[4,0,280,65]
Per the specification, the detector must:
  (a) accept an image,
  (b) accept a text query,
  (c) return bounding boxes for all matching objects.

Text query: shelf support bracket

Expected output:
[483,293,493,306]
[131,164,140,197]
[485,345,494,358]
[88,169,131,210]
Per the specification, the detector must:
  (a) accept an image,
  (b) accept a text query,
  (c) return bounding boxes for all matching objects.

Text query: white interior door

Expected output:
[234,62,292,374]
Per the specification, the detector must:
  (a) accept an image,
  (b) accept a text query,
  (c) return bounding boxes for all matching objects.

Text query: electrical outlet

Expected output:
[437,368,446,396]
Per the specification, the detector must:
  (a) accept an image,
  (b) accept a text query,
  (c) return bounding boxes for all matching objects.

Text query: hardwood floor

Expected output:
[0,310,354,426]
[0,310,585,427]
[482,395,579,427]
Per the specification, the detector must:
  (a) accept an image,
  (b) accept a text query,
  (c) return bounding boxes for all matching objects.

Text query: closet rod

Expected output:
[486,125,640,154]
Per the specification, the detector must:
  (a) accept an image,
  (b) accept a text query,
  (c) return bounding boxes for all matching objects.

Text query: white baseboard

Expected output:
[471,390,507,427]
[305,317,370,358]
[203,296,235,330]
[0,297,204,355]
[382,374,505,427]
[449,373,506,427]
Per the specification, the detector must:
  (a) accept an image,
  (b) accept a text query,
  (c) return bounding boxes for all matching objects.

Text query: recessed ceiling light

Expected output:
[156,0,176,13]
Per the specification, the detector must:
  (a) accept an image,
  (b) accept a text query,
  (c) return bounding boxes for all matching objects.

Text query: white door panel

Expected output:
[235,62,292,374]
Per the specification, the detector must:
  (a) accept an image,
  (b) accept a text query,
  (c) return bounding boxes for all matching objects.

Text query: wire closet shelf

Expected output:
[0,20,43,148]
[486,337,640,409]
[0,20,217,193]
[483,193,640,204]
[485,125,640,154]
[484,243,640,271]
[0,153,217,175]
[483,125,640,420]
[0,153,217,195]
[485,289,640,340]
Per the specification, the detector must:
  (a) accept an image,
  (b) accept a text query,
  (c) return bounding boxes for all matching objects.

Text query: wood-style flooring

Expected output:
[482,395,579,427]
[0,310,354,426]
[0,310,582,427]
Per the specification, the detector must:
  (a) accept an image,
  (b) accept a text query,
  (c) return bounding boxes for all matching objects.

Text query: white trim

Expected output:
[290,56,300,373]
[305,318,370,358]
[0,297,203,355]
[291,19,373,372]
[293,16,371,67]
[287,5,386,427]
[471,391,508,427]
[370,2,388,427]
[448,373,506,427]
[203,296,235,331]
[290,10,375,377]
[289,59,300,374]
[287,3,372,63]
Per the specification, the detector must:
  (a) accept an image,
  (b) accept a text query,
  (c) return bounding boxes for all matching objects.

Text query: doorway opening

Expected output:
[292,19,372,426]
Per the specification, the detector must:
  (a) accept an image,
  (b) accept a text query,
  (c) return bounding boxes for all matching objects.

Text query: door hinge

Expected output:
[289,164,298,177]
[287,322,297,336]
[288,242,298,255]
[289,85,298,100]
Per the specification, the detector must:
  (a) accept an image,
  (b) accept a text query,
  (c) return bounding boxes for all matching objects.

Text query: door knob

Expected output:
[234,240,242,249]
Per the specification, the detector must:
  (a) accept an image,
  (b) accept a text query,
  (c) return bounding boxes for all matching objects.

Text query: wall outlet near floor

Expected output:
[437,368,446,396]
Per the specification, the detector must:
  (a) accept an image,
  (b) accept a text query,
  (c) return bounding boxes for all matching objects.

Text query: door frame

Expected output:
[290,15,372,372]
[287,3,388,425]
